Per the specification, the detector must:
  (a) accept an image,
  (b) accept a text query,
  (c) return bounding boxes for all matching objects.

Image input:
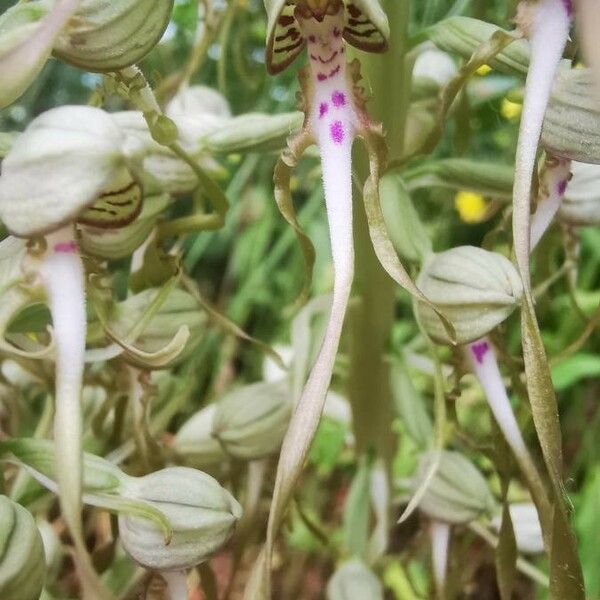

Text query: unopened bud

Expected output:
[415,246,523,344]
[414,451,497,524]
[0,495,46,600]
[118,467,242,571]
[212,380,292,460]
[52,0,174,71]
[326,559,384,600]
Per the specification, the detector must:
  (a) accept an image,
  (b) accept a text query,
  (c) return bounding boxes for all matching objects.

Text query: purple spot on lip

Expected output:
[332,90,346,108]
[330,120,344,144]
[319,102,329,118]
[471,341,490,364]
[558,179,568,196]
[54,241,77,254]
[317,73,327,82]
[562,0,573,17]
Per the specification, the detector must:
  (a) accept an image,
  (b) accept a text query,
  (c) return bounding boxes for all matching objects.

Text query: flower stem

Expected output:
[163,570,189,600]
[430,520,451,599]
[465,339,552,550]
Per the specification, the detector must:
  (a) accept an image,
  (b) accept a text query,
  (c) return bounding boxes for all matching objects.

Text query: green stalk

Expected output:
[348,0,410,462]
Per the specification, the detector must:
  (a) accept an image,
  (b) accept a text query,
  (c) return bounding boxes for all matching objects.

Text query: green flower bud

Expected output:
[0,496,46,600]
[558,161,600,225]
[542,68,600,164]
[413,451,497,524]
[326,559,383,600]
[212,380,293,461]
[0,106,125,237]
[173,404,227,467]
[51,0,174,71]
[118,467,242,571]
[415,246,523,345]
[79,193,170,260]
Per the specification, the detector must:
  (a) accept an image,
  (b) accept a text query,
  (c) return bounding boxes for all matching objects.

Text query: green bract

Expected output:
[212,380,293,460]
[0,105,125,236]
[415,246,523,345]
[0,496,46,600]
[264,0,389,74]
[51,0,174,71]
[118,467,242,571]
[413,451,497,524]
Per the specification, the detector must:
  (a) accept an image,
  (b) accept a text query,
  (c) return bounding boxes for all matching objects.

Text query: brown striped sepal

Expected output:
[264,0,389,75]
[78,166,143,229]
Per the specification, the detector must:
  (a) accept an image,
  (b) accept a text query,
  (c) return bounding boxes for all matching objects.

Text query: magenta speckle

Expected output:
[471,341,490,364]
[562,0,573,17]
[331,90,346,108]
[319,102,329,118]
[308,35,316,43]
[54,241,77,254]
[330,120,344,144]
[317,73,327,82]
[558,179,568,196]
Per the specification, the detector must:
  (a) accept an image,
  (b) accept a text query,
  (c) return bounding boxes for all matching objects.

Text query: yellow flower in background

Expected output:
[455,191,488,223]
[476,64,492,76]
[501,98,522,120]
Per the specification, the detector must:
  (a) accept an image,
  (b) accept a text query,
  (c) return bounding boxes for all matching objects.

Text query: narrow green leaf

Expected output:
[496,503,517,600]
[342,458,371,559]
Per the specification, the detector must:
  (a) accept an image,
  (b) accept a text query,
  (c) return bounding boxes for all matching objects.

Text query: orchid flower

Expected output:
[260,0,387,537]
[464,156,573,545]
[512,0,573,290]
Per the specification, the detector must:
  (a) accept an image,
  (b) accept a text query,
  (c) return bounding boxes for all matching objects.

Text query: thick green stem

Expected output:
[348,1,410,462]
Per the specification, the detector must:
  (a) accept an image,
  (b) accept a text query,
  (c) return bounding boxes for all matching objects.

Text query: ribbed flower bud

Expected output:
[326,559,384,600]
[173,404,227,467]
[0,106,125,236]
[0,496,46,600]
[52,0,174,71]
[211,380,293,460]
[415,246,523,345]
[413,451,497,524]
[118,467,242,571]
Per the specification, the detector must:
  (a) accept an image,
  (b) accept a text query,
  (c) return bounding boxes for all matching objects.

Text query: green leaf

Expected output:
[342,458,371,559]
[551,353,600,391]
[495,503,517,600]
